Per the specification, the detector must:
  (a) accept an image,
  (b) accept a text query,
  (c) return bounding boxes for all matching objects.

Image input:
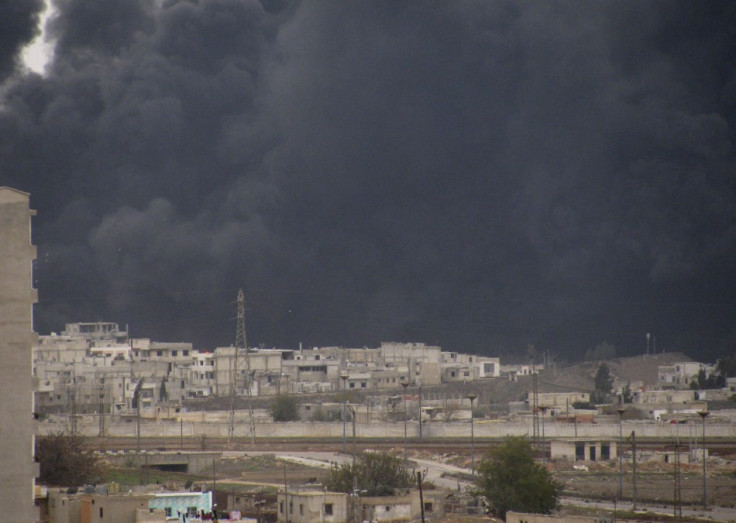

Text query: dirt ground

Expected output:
[412,448,736,507]
[552,460,736,507]
[212,453,330,488]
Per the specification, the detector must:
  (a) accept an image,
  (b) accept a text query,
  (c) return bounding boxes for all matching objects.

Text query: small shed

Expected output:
[550,439,618,462]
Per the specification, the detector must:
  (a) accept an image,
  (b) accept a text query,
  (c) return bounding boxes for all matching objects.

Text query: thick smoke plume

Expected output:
[1,0,735,360]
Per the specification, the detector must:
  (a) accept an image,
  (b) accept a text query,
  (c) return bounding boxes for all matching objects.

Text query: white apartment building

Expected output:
[658,362,714,389]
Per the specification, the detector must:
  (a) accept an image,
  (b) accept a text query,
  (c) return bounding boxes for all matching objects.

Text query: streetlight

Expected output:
[616,408,626,500]
[341,372,349,453]
[401,377,409,461]
[697,410,709,509]
[467,393,477,477]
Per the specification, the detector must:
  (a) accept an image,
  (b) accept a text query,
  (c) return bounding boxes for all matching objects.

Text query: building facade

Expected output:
[0,187,39,520]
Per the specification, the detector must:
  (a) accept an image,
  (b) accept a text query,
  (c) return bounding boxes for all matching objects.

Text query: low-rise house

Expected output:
[47,488,213,523]
[535,392,590,414]
[550,439,618,462]
[277,490,348,522]
[277,489,445,522]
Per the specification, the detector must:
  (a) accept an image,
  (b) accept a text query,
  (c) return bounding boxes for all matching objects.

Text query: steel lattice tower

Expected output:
[228,289,247,443]
[236,289,246,350]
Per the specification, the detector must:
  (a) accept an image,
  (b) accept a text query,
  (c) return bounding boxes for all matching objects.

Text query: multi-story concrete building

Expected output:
[0,187,39,520]
[62,321,128,342]
[658,361,714,389]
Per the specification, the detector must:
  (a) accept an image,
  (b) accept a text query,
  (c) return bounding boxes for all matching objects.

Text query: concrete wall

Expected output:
[36,416,736,440]
[0,187,38,521]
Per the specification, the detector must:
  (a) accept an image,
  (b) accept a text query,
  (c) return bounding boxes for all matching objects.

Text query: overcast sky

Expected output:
[1,0,735,360]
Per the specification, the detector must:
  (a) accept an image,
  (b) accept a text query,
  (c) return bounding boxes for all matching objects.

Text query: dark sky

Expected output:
[2,1,735,361]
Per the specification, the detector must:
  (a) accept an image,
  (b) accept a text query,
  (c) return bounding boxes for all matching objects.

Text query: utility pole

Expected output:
[698,410,709,509]
[540,405,548,466]
[616,408,626,499]
[401,378,409,462]
[467,393,477,477]
[133,378,144,452]
[341,372,349,453]
[673,442,682,520]
[629,430,637,511]
[418,384,423,439]
[98,382,105,437]
[529,345,539,456]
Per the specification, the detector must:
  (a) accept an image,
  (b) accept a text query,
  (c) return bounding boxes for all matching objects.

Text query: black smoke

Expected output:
[2,0,735,360]
[0,0,45,80]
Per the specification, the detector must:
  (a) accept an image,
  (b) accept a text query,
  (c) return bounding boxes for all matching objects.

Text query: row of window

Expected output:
[134,350,190,357]
[277,501,433,516]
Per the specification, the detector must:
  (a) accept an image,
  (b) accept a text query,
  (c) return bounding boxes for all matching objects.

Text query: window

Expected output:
[601,444,610,460]
[279,502,284,514]
[324,503,333,515]
[183,350,189,356]
[300,504,304,515]
[424,502,433,513]
[350,382,355,389]
[385,506,391,512]
[361,382,367,388]
[156,350,163,357]
[99,507,103,518]
[165,507,172,517]
[172,351,178,357]
[187,507,197,516]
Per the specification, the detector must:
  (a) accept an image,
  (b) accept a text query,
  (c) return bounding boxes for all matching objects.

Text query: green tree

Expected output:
[310,405,328,421]
[592,363,614,403]
[36,432,104,486]
[269,394,299,422]
[132,378,144,409]
[690,367,725,390]
[621,382,633,404]
[326,451,413,496]
[716,354,736,378]
[159,378,168,402]
[476,436,560,520]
